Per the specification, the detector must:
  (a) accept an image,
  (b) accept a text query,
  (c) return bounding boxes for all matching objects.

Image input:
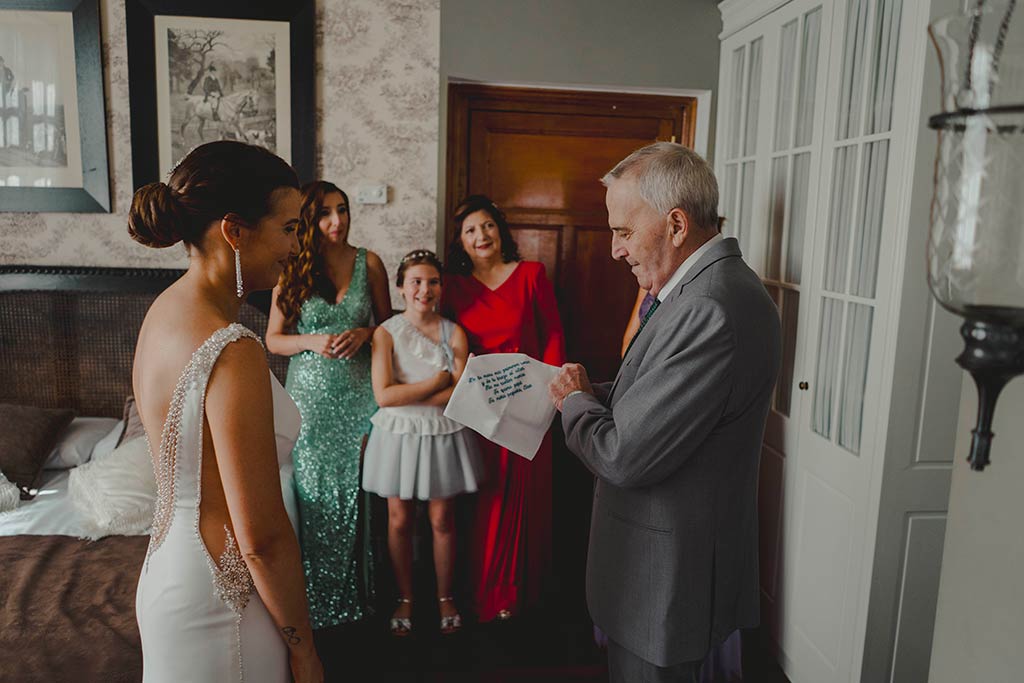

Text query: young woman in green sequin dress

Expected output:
[267,181,392,628]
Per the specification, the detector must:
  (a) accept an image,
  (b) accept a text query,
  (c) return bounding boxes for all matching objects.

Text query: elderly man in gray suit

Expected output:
[549,142,781,682]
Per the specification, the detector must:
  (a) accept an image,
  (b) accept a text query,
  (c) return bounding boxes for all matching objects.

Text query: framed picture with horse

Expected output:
[125,0,314,188]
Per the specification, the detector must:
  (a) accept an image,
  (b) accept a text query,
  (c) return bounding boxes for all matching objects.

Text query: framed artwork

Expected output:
[0,0,110,212]
[126,0,314,189]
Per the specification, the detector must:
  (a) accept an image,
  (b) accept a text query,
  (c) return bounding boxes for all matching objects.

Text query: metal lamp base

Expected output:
[956,317,1024,470]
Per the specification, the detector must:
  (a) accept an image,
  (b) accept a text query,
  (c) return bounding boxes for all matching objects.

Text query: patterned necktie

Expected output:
[624,297,661,358]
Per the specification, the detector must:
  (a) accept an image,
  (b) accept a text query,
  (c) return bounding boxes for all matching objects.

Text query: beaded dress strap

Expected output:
[147,323,262,562]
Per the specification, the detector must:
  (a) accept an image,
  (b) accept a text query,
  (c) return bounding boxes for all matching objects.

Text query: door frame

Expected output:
[445,79,713,149]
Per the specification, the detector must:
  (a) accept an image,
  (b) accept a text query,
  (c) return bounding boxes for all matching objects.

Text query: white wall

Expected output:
[928,376,1024,681]
[0,0,440,293]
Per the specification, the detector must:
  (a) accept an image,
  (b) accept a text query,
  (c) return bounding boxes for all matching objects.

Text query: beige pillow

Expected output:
[44,417,120,470]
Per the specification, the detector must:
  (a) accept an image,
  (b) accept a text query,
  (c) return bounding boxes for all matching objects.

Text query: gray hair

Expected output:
[601,142,720,231]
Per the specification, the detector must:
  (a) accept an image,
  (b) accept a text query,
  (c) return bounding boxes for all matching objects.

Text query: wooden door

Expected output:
[446,83,698,607]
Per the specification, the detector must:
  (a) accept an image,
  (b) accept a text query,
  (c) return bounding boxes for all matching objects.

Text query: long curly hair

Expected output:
[445,194,521,275]
[276,181,349,328]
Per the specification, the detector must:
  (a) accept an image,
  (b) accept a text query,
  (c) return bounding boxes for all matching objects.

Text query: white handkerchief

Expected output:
[443,353,560,460]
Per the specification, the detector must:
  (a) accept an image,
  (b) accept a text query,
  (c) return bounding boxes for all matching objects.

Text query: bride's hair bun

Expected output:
[127,141,300,251]
[128,181,189,249]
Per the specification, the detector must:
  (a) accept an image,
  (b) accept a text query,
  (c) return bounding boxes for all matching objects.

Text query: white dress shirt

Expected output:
[656,233,723,302]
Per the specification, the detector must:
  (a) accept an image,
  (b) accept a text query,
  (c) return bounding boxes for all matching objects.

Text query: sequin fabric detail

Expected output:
[146,324,261,564]
[286,247,377,628]
[212,525,256,614]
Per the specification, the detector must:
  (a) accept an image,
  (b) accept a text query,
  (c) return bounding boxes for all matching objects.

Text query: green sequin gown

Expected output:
[286,248,376,628]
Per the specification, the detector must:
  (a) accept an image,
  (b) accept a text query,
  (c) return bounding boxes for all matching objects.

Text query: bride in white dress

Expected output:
[129,141,323,683]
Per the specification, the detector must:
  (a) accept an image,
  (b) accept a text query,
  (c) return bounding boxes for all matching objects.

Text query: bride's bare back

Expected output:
[133,280,248,565]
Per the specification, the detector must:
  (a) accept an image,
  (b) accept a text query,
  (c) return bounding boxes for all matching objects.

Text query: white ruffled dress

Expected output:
[362,315,485,500]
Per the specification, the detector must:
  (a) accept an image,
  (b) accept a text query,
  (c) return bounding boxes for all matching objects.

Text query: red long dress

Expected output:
[442,261,565,621]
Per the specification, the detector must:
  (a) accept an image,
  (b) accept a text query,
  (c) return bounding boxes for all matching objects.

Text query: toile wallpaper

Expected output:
[0,0,440,307]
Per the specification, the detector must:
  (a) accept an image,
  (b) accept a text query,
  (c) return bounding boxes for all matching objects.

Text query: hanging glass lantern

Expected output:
[929,0,1024,470]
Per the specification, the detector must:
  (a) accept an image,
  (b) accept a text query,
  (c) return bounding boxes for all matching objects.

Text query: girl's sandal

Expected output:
[389,597,413,637]
[438,596,462,635]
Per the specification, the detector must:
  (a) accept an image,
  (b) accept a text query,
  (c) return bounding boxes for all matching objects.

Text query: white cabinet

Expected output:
[716,1,960,681]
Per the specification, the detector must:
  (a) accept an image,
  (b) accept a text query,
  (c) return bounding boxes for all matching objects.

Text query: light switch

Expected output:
[355,185,388,204]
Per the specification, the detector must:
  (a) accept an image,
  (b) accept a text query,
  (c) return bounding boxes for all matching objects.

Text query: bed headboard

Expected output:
[0,266,288,418]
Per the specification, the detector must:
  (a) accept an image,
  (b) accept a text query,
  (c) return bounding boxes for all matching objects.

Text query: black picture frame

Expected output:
[0,0,111,212]
[125,0,315,189]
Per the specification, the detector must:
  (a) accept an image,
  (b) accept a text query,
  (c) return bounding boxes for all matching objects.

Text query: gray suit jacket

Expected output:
[562,237,780,667]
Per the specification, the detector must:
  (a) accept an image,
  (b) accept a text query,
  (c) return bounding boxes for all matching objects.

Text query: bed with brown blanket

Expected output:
[0,266,287,683]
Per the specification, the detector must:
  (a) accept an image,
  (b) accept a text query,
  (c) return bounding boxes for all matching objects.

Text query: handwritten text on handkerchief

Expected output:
[468,360,533,404]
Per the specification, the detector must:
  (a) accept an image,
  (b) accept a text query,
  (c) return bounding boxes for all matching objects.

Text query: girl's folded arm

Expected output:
[371,326,449,407]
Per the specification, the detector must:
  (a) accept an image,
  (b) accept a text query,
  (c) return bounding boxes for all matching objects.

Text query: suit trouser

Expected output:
[607,639,700,683]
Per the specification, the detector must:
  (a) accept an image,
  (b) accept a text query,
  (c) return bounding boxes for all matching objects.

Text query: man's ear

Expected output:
[219,213,248,250]
[667,208,689,247]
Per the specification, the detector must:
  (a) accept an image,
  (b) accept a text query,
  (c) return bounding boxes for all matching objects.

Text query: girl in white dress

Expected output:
[129,141,323,682]
[362,250,484,637]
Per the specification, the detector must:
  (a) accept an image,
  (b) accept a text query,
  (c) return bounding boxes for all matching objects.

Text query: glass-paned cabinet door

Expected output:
[809,0,904,455]
[762,4,826,420]
[720,33,765,265]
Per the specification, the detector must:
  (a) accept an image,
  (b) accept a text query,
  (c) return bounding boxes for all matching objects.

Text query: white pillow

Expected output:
[89,419,126,463]
[44,417,121,470]
[68,437,156,539]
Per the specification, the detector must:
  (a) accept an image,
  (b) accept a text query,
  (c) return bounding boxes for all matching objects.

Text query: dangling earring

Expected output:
[234,248,243,298]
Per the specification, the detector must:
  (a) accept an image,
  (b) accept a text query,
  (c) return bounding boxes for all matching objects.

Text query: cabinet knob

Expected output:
[799,381,809,391]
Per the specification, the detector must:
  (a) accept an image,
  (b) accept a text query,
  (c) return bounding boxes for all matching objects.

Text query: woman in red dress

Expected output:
[442,195,565,622]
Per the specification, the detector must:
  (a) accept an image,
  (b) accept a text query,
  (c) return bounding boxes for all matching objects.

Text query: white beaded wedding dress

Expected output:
[135,324,302,682]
